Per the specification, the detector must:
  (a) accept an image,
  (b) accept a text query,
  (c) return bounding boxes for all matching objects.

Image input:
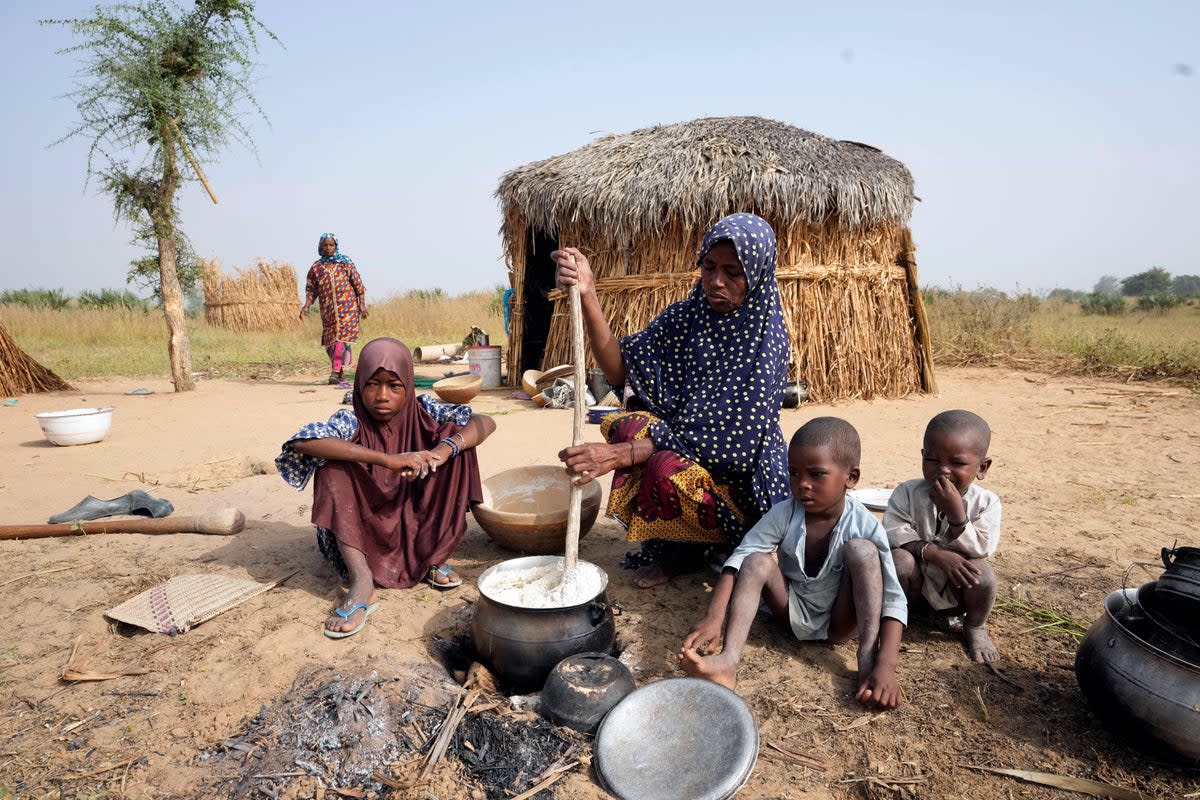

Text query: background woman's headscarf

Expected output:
[318,232,353,264]
[311,338,482,588]
[619,212,790,516]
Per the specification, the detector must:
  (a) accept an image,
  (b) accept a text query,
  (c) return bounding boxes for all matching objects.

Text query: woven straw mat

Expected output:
[105,573,277,635]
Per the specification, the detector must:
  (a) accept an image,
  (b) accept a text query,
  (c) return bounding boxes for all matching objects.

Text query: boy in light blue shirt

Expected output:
[679,417,908,709]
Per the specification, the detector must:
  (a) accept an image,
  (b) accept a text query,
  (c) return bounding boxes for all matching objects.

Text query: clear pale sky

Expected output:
[6,1,1197,300]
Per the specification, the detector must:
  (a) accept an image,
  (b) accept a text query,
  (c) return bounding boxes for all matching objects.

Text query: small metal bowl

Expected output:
[541,652,635,733]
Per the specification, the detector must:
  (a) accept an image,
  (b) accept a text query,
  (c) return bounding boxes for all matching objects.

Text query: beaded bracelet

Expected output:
[440,437,460,459]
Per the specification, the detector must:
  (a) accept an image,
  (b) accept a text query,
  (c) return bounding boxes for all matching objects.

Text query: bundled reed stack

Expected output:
[0,319,73,395]
[496,116,935,402]
[202,258,301,332]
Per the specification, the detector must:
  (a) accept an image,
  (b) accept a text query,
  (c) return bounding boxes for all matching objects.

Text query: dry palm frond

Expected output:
[0,319,73,396]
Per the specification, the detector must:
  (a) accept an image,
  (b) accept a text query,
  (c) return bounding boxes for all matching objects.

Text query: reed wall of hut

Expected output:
[201,259,302,333]
[497,116,935,403]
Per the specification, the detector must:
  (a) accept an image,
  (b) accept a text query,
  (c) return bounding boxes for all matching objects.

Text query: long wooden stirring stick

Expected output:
[563,259,586,574]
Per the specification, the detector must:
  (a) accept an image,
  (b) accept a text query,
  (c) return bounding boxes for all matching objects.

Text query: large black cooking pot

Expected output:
[472,556,618,689]
[1075,586,1200,762]
[1157,545,1200,622]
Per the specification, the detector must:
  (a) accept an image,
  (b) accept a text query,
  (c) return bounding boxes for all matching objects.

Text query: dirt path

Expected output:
[1,367,1197,798]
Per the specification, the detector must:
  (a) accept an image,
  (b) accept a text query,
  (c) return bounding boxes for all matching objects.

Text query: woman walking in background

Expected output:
[301,232,368,384]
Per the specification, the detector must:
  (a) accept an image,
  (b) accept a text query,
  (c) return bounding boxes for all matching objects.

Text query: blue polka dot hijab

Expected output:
[318,232,352,265]
[620,212,790,519]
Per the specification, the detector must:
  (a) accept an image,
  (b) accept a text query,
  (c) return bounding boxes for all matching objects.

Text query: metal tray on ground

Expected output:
[594,677,758,800]
[849,487,893,511]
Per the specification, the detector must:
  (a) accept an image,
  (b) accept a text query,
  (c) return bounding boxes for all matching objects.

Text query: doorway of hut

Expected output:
[520,229,560,373]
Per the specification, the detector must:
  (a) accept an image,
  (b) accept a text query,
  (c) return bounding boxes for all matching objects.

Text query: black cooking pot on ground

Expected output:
[472,556,618,690]
[541,652,636,733]
[1075,586,1200,762]
[1157,546,1200,624]
[782,380,808,409]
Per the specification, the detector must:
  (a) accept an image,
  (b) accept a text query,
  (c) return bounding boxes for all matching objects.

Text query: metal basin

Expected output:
[595,677,759,800]
[1075,587,1200,762]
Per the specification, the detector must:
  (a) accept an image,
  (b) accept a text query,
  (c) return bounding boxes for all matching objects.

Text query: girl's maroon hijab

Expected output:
[311,338,482,588]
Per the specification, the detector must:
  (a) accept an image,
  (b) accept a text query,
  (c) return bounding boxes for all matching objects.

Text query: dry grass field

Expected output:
[3,287,1198,388]
[1,289,507,380]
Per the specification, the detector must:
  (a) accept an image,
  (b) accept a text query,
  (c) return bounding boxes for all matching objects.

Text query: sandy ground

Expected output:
[1,366,1198,799]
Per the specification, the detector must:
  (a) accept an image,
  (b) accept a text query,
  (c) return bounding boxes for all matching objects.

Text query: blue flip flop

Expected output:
[324,601,380,639]
[425,564,463,590]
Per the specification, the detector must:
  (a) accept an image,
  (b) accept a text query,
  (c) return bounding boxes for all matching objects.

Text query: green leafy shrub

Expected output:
[1079,292,1126,316]
[1135,294,1183,313]
[0,288,70,310]
[77,288,151,310]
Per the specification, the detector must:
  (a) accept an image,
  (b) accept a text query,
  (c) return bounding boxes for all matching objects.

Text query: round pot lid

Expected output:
[594,677,758,800]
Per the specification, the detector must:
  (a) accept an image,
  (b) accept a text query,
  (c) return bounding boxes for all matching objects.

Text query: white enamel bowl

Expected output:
[35,407,114,446]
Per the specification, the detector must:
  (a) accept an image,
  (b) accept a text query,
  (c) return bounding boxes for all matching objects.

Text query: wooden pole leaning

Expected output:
[563,276,586,574]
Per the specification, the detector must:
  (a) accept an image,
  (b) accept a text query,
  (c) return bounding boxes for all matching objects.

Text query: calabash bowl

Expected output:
[432,374,482,404]
[473,465,603,554]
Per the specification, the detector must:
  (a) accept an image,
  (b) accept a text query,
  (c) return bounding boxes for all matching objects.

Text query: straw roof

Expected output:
[497,115,915,249]
[496,114,934,401]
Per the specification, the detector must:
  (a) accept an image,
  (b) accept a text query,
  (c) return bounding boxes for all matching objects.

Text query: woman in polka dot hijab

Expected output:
[554,213,790,588]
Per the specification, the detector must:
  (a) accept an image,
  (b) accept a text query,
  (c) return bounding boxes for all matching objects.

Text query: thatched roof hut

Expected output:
[496,115,935,402]
[0,319,72,396]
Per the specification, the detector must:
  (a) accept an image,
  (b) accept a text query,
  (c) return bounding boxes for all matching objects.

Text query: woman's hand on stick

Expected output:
[558,442,624,485]
[551,247,594,295]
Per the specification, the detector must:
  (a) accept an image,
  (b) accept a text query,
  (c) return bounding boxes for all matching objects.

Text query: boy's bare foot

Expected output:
[964,626,999,663]
[677,647,737,690]
[325,589,379,634]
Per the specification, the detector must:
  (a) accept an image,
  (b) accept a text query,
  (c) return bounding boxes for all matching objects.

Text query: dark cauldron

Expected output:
[541,652,636,733]
[1157,546,1200,622]
[782,380,809,409]
[1075,586,1200,762]
[472,556,618,690]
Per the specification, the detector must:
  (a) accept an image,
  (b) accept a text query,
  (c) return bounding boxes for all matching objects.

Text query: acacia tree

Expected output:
[46,0,277,391]
[1120,267,1172,297]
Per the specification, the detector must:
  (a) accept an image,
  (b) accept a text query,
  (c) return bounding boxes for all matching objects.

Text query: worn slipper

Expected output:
[323,601,380,639]
[425,564,463,590]
[48,490,174,524]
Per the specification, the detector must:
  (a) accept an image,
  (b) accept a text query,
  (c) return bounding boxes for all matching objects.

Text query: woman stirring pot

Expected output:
[554,213,790,588]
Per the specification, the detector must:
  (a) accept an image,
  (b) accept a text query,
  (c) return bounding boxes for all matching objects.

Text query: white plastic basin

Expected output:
[35,407,114,446]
